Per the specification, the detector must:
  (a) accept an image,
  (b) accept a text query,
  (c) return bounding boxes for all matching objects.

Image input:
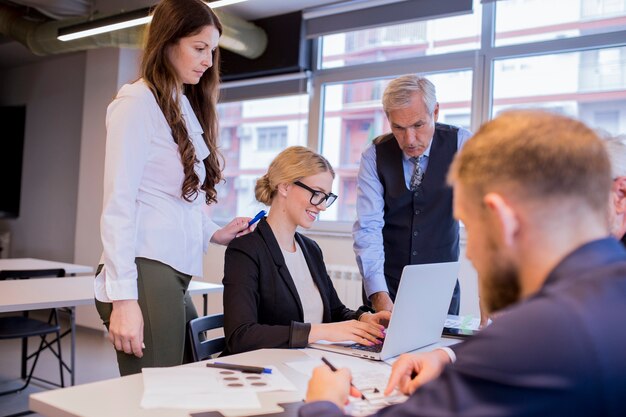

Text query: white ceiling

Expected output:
[0,0,347,69]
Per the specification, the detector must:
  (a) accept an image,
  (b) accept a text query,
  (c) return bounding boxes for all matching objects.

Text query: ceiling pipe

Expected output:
[0,4,267,59]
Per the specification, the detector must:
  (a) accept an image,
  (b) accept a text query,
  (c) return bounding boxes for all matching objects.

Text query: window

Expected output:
[492,46,626,134]
[206,0,626,230]
[495,0,626,46]
[257,126,288,151]
[207,95,308,223]
[319,0,482,69]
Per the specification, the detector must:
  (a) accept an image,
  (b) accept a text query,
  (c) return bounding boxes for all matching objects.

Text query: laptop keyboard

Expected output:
[352,342,384,353]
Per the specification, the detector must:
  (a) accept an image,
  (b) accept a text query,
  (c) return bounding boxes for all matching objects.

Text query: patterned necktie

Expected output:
[410,156,424,191]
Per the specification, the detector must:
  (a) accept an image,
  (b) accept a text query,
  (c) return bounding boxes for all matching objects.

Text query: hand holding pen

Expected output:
[321,357,366,400]
[248,209,266,227]
[305,357,363,408]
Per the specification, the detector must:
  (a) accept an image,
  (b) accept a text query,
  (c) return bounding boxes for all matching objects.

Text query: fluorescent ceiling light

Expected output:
[207,0,249,7]
[57,0,248,42]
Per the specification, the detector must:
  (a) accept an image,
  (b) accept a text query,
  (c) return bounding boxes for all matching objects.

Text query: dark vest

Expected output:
[375,123,460,294]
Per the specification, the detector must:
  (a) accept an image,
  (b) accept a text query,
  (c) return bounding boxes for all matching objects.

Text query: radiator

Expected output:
[326,264,363,310]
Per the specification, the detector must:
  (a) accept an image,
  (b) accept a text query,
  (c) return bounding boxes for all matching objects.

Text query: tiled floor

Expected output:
[0,313,119,417]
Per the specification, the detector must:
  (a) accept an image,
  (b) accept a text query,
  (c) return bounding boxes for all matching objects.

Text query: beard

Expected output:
[479,232,522,314]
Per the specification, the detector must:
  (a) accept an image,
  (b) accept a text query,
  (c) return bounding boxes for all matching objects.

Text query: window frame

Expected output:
[216,1,626,235]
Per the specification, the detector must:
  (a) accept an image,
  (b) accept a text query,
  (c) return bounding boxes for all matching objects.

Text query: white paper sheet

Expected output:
[288,351,407,416]
[289,350,392,392]
[140,364,296,410]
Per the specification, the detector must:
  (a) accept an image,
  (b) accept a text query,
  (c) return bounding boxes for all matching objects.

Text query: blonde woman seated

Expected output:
[223,146,390,355]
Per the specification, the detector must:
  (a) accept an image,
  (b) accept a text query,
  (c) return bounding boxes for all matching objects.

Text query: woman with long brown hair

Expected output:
[95,0,250,375]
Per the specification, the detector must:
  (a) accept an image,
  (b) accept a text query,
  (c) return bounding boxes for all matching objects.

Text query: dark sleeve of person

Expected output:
[223,242,310,354]
[307,238,372,323]
[300,295,601,417]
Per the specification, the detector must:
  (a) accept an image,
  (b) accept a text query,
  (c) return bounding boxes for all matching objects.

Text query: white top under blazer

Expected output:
[95,79,220,302]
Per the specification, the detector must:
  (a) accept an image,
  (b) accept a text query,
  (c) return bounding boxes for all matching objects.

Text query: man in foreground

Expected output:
[300,110,626,417]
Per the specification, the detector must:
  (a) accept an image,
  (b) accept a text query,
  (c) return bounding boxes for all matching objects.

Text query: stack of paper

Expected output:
[140,364,296,410]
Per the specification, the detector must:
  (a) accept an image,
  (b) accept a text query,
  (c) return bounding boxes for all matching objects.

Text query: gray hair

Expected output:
[382,74,437,115]
[603,134,626,178]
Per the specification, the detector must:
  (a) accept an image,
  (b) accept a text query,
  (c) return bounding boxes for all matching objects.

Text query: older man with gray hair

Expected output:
[604,135,626,242]
[353,74,471,313]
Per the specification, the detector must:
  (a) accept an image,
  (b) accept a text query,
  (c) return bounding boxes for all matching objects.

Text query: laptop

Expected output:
[309,262,459,361]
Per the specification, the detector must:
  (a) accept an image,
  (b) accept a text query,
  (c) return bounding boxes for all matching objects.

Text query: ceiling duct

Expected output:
[0,3,267,59]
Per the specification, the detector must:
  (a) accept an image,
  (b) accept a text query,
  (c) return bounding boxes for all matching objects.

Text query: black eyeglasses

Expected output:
[293,181,338,208]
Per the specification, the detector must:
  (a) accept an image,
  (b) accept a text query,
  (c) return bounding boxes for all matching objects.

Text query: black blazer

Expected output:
[222,218,369,355]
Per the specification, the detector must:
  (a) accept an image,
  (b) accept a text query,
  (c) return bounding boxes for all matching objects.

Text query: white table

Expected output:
[29,349,317,417]
[29,341,459,417]
[0,258,94,276]
[0,277,223,387]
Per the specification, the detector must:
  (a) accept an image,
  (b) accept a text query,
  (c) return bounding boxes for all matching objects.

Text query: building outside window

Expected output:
[208,95,308,222]
[257,126,288,151]
[207,0,626,229]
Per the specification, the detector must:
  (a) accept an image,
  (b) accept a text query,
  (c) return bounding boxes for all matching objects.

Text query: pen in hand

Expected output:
[321,356,366,400]
[248,210,266,227]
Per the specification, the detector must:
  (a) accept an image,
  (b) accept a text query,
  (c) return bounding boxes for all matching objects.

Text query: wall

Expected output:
[0,53,86,262]
[73,47,143,329]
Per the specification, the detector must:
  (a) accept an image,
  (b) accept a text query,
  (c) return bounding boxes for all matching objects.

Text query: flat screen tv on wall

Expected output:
[0,106,26,219]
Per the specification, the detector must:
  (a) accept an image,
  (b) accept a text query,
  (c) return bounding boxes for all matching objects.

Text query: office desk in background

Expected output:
[0,276,223,386]
[0,258,94,276]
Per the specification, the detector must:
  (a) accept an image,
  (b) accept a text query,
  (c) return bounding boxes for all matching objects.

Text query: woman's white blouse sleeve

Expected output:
[202,207,220,253]
[100,90,155,300]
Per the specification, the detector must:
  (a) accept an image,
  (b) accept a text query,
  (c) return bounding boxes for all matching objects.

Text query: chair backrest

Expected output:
[187,313,225,362]
[0,268,65,280]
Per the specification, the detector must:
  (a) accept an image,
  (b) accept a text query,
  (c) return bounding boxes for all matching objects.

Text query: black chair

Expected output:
[0,268,66,396]
[187,313,225,362]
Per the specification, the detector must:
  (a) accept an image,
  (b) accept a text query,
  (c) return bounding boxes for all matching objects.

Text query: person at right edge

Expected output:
[605,135,626,244]
[353,74,472,313]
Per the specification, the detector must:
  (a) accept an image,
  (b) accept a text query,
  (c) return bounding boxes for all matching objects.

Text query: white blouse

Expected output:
[95,80,219,302]
[281,242,324,324]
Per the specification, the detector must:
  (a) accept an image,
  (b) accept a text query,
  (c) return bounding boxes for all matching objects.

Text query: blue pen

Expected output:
[206,362,272,374]
[248,209,266,227]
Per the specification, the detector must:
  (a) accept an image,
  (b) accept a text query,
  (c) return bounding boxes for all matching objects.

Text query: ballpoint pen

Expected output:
[206,362,272,374]
[248,209,267,227]
[321,356,366,400]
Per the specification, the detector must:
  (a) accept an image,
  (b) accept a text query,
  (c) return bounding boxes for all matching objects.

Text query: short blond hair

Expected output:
[255,146,335,205]
[448,110,611,215]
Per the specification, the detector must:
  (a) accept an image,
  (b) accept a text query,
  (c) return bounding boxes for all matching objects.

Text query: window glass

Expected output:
[492,46,626,135]
[495,0,626,47]
[208,95,308,222]
[319,1,482,69]
[319,70,473,222]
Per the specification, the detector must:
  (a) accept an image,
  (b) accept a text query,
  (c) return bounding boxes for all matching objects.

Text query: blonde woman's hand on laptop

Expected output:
[359,310,392,328]
[309,320,385,346]
[384,350,451,395]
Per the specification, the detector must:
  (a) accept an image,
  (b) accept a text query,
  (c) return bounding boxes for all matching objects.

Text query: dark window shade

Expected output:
[305,0,473,39]
[220,12,311,82]
[219,74,309,103]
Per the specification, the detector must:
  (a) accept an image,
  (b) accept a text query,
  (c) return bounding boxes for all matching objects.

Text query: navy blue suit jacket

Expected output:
[300,238,626,417]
